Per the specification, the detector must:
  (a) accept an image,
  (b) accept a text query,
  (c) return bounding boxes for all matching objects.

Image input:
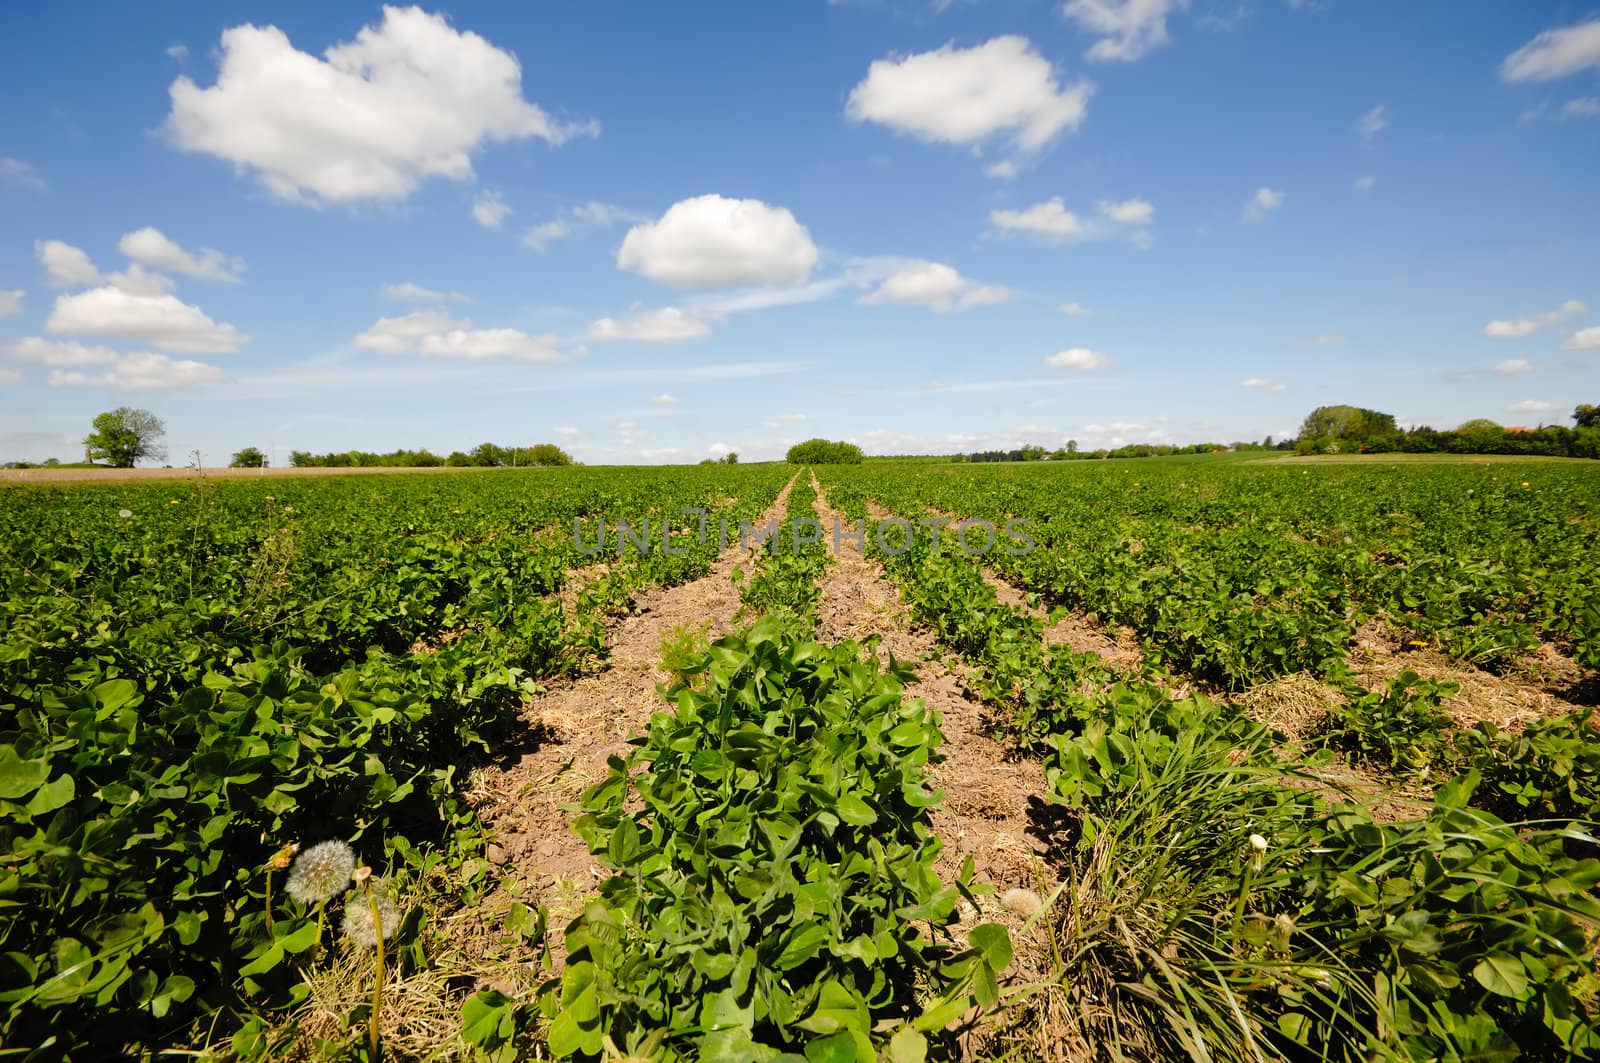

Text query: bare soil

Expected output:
[979,567,1144,669]
[468,475,795,936]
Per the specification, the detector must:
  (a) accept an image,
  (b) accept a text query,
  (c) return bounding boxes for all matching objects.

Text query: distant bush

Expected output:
[785,439,863,464]
[289,443,572,468]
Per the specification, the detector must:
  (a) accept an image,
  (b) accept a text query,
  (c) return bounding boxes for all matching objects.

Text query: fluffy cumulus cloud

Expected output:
[118,227,242,282]
[1062,0,1188,63]
[1097,197,1154,225]
[617,195,819,288]
[1500,18,1600,83]
[2,337,119,366]
[36,240,102,287]
[50,352,227,390]
[1242,186,1284,222]
[353,308,565,361]
[0,290,22,317]
[1059,300,1091,316]
[472,190,511,229]
[648,393,679,405]
[1494,358,1534,375]
[588,307,711,343]
[1507,399,1556,413]
[990,197,1095,241]
[1044,347,1111,370]
[1483,299,1586,338]
[1564,326,1600,351]
[524,201,635,250]
[1240,376,1288,392]
[46,286,249,353]
[165,6,597,204]
[862,260,1013,313]
[381,281,473,304]
[846,37,1091,157]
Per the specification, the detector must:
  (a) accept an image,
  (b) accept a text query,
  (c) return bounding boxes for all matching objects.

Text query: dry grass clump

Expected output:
[1237,672,1343,745]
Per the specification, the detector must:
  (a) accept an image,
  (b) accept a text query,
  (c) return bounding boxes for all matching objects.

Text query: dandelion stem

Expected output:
[264,869,275,936]
[366,885,385,1063]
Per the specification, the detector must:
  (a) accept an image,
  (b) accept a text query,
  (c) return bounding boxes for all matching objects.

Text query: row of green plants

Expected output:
[539,471,1015,1059]
[819,473,1600,1059]
[0,465,789,1058]
[824,459,1600,685]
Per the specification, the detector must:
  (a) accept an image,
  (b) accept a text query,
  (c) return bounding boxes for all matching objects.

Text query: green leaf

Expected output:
[886,1027,928,1063]
[834,793,877,827]
[968,923,1012,972]
[25,773,75,816]
[0,746,48,800]
[1472,953,1531,1000]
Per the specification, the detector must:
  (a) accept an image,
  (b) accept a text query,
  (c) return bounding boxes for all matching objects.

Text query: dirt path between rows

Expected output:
[809,475,1053,954]
[471,474,796,922]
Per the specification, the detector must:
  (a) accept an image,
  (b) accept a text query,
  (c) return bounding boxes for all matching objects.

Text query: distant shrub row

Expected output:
[786,438,864,464]
[288,442,572,468]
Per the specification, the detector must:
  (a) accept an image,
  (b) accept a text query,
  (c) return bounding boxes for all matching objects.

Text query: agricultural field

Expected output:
[3,456,1599,1061]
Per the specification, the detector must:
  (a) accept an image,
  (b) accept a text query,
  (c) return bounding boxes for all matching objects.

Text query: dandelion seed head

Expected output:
[284,840,355,905]
[1000,888,1044,918]
[342,885,401,949]
[1248,833,1269,853]
[118,508,132,518]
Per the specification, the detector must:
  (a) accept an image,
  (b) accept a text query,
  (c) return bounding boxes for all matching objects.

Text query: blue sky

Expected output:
[2,1,1598,464]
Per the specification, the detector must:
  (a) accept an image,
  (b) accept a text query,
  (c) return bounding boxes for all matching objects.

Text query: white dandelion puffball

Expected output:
[342,886,401,949]
[1248,833,1269,853]
[1000,888,1044,918]
[118,509,132,518]
[284,840,356,905]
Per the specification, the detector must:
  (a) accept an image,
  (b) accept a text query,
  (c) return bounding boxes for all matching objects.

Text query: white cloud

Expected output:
[164,7,596,205]
[1,157,46,191]
[0,291,22,317]
[49,351,227,390]
[764,412,808,428]
[551,425,580,437]
[382,281,473,304]
[1045,346,1111,370]
[588,307,711,343]
[846,36,1092,154]
[1242,186,1284,222]
[353,308,565,361]
[1355,104,1386,139]
[618,194,819,288]
[1240,376,1288,392]
[1354,175,1376,191]
[862,260,1014,312]
[1500,18,1600,83]
[0,367,20,385]
[472,190,511,229]
[523,201,636,250]
[103,265,176,297]
[36,240,101,287]
[118,227,242,282]
[984,159,1020,180]
[166,43,188,60]
[1059,300,1091,316]
[706,442,731,457]
[1098,197,1154,225]
[1560,96,1600,119]
[1507,399,1556,413]
[990,197,1096,241]
[3,337,119,366]
[1484,299,1586,338]
[1062,0,1188,63]
[1494,358,1534,375]
[1563,326,1600,351]
[648,393,680,405]
[46,286,248,353]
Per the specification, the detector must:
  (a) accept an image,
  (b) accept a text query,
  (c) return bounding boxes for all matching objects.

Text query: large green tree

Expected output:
[229,446,266,468]
[786,438,864,464]
[1574,404,1599,429]
[84,407,166,467]
[1298,405,1397,443]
